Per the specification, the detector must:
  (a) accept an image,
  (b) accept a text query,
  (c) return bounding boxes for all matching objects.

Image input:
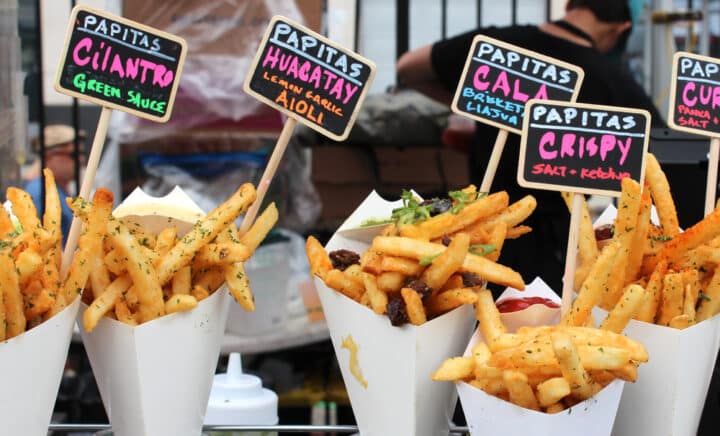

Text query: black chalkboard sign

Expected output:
[518,100,651,197]
[668,51,720,138]
[244,16,376,141]
[54,6,186,122]
[452,35,584,135]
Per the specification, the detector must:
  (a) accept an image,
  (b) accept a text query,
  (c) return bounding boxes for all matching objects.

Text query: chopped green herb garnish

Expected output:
[651,235,673,242]
[419,252,442,266]
[469,244,496,256]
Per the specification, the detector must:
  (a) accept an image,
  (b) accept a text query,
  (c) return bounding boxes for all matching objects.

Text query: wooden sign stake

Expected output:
[480,129,509,193]
[705,138,720,216]
[561,193,582,316]
[61,107,112,277]
[239,118,297,236]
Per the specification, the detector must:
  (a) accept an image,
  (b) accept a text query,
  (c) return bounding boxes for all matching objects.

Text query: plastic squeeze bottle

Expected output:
[204,353,279,436]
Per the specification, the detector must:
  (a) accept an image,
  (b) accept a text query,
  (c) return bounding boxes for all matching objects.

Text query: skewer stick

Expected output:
[480,129,509,193]
[705,138,719,216]
[60,106,112,277]
[238,118,297,236]
[561,193,582,316]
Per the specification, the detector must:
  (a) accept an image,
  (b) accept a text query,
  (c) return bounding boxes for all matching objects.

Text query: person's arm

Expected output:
[396,44,454,105]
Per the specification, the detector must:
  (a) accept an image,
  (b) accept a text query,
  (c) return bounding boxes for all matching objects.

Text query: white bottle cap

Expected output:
[204,353,279,425]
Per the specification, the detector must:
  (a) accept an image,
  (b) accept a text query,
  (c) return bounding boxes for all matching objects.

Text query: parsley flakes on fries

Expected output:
[68,182,278,332]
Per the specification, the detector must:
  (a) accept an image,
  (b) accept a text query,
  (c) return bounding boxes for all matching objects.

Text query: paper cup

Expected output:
[457,278,625,436]
[79,287,232,436]
[319,191,477,436]
[0,297,80,436]
[590,306,720,436]
[591,204,720,435]
[79,187,233,436]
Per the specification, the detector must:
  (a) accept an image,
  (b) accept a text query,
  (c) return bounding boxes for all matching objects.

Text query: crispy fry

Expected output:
[646,153,679,237]
[360,249,383,275]
[431,356,475,381]
[697,266,720,321]
[476,289,507,350]
[239,202,278,252]
[635,260,667,323]
[376,271,406,292]
[165,294,199,314]
[306,235,333,278]
[156,183,256,285]
[536,377,572,408]
[42,168,63,268]
[505,225,532,240]
[114,299,138,326]
[15,249,43,285]
[324,269,364,301]
[155,226,177,257]
[106,215,164,323]
[6,187,52,251]
[669,314,692,329]
[484,223,507,263]
[601,178,641,309]
[363,272,387,315]
[172,266,192,296]
[88,257,112,301]
[562,241,620,327]
[83,274,132,332]
[625,188,652,282]
[379,256,424,276]
[681,268,700,322]
[474,195,537,233]
[61,189,113,310]
[657,206,720,268]
[599,284,646,333]
[401,287,427,325]
[421,232,469,291]
[503,370,540,410]
[426,287,479,316]
[551,331,595,400]
[657,273,684,326]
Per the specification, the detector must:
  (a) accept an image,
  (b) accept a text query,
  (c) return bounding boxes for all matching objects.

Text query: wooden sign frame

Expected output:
[517,99,651,198]
[54,5,187,123]
[668,51,720,138]
[451,34,585,135]
[243,15,376,142]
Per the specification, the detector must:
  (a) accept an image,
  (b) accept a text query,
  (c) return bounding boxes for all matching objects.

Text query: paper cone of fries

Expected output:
[0,297,80,436]
[315,191,477,436]
[457,278,625,436]
[79,187,233,436]
[590,205,720,436]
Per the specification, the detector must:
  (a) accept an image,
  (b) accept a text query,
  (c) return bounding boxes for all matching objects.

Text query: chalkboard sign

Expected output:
[244,16,376,141]
[518,100,651,197]
[452,35,584,135]
[668,51,720,138]
[54,6,186,122]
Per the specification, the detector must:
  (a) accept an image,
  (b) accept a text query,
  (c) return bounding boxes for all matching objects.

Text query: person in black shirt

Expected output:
[396,0,665,294]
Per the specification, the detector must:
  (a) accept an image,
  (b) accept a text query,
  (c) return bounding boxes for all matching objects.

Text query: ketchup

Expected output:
[495,297,560,313]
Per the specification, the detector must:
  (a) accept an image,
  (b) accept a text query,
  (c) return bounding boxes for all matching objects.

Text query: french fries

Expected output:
[71,183,276,332]
[0,169,109,337]
[433,286,648,413]
[308,187,534,326]
[565,153,720,329]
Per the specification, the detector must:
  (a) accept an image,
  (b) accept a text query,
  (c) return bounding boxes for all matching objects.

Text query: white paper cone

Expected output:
[79,287,232,436]
[591,204,720,436]
[458,279,625,436]
[590,306,720,436]
[319,190,477,436]
[0,297,80,436]
[79,186,233,436]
